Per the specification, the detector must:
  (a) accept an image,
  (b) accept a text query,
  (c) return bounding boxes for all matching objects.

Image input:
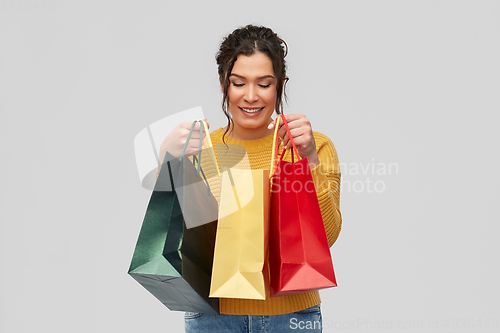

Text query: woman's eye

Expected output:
[231,82,244,87]
[259,84,271,88]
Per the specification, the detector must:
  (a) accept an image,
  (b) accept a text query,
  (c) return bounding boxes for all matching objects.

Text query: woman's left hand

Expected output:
[268,114,320,168]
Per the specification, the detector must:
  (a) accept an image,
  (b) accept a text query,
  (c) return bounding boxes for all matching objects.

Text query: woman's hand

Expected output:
[158,120,209,171]
[268,114,320,168]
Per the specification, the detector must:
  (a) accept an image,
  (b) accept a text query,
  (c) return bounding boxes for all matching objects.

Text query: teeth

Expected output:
[241,107,264,113]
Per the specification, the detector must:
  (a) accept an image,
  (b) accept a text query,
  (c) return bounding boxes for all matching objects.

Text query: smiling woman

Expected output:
[156,24,342,333]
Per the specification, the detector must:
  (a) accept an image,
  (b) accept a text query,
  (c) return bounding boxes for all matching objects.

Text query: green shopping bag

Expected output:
[128,121,219,314]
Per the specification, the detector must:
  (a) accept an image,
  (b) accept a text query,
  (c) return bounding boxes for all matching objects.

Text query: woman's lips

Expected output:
[239,107,264,113]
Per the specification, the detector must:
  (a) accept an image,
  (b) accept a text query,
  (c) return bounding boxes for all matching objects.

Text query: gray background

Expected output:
[1,1,499,332]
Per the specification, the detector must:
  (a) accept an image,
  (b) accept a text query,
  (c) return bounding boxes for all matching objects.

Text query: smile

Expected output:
[239,107,264,113]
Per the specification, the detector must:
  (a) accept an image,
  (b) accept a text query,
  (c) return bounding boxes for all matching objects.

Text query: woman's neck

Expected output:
[226,121,274,141]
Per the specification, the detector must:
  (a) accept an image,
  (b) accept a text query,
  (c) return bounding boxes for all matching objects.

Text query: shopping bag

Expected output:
[209,167,270,300]
[128,120,220,315]
[171,120,220,229]
[269,115,337,297]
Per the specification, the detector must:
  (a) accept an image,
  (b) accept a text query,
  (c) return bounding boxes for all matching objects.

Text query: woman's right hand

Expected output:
[158,120,209,171]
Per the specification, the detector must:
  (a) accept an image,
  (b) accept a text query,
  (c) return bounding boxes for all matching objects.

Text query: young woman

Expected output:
[159,25,342,333]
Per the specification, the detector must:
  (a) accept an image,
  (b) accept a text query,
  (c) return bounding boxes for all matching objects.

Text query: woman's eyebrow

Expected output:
[229,73,275,80]
[257,75,275,80]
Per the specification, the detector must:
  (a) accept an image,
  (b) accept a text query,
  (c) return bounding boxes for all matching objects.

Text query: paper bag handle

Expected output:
[179,120,220,174]
[201,120,220,176]
[269,115,301,178]
[180,121,198,158]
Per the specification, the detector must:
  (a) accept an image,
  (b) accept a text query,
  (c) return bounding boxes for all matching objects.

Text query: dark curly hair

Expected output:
[216,25,289,140]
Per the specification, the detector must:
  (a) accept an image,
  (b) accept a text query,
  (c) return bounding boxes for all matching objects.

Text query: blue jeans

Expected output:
[184,304,322,332]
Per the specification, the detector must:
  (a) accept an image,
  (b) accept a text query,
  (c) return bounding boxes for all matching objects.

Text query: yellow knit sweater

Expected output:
[202,127,342,316]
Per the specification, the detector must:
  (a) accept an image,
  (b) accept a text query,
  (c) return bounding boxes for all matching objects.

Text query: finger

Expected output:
[280,115,303,136]
[278,125,286,140]
[187,129,208,144]
[267,118,275,129]
[281,121,312,144]
[269,115,288,129]
[181,120,196,129]
[286,117,309,131]
[182,121,204,133]
[284,115,312,134]
[278,122,296,141]
[281,131,289,147]
[282,128,305,149]
[283,114,304,123]
[186,123,207,138]
[189,134,207,143]
[267,116,282,130]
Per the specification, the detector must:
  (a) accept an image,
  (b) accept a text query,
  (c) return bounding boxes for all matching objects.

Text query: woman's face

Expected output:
[226,52,277,140]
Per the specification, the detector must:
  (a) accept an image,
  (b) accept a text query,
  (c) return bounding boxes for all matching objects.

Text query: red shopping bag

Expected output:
[269,115,337,297]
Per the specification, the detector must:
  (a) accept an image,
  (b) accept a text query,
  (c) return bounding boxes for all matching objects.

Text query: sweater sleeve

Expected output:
[309,133,342,247]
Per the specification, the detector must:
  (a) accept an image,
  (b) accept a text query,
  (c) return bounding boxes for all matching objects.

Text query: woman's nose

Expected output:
[244,86,258,102]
